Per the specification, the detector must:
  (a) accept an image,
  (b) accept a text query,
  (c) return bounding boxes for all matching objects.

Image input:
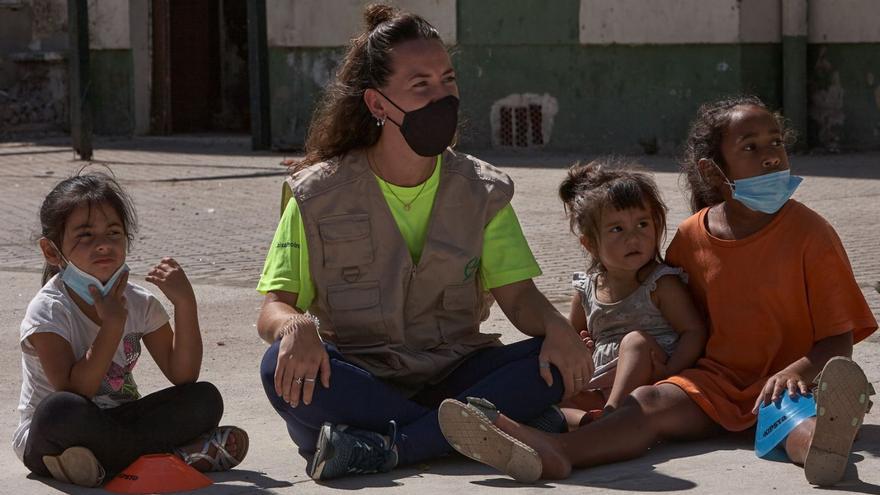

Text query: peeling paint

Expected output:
[308,55,340,88]
[1,60,67,133]
[809,48,845,151]
[31,0,66,39]
[716,61,730,72]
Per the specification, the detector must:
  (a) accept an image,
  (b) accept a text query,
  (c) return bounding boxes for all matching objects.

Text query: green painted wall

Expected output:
[265,43,783,153]
[262,4,880,152]
[90,49,134,135]
[268,47,345,150]
[453,44,781,152]
[808,44,880,151]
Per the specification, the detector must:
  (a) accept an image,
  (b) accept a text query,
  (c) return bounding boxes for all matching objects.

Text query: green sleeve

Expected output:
[479,204,542,290]
[256,198,315,312]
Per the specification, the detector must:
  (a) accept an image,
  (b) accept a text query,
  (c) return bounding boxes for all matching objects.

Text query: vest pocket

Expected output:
[437,283,480,343]
[326,281,388,347]
[318,214,374,268]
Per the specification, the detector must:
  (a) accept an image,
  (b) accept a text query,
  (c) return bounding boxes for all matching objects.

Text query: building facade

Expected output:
[1,0,879,153]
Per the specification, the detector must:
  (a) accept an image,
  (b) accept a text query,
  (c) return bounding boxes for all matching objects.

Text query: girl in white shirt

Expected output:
[15,172,248,487]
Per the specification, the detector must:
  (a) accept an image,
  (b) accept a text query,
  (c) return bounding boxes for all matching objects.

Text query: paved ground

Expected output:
[0,136,878,494]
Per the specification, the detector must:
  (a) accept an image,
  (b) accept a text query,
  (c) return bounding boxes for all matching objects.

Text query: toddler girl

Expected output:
[557,160,706,418]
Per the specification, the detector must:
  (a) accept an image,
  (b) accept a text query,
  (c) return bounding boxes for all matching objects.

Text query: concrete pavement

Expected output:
[0,137,878,494]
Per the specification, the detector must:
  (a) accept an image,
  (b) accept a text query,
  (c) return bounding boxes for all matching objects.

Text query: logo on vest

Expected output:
[463,256,480,282]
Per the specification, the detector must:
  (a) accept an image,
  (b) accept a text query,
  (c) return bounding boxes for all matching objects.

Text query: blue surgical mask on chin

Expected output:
[49,242,129,305]
[714,164,803,214]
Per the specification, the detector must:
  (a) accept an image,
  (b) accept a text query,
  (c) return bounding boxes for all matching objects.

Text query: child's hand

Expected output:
[92,271,129,328]
[650,350,671,382]
[752,369,811,414]
[579,330,595,352]
[146,257,196,307]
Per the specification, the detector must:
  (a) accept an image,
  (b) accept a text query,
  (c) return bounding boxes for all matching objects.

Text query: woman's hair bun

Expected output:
[364,3,397,30]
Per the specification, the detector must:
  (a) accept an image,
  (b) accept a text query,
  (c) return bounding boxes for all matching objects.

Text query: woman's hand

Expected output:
[275,316,331,407]
[91,270,129,328]
[146,257,196,308]
[540,320,594,400]
[491,279,594,399]
[752,369,810,414]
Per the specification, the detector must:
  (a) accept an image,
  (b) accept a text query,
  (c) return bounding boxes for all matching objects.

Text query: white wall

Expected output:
[267,0,456,47]
[580,0,744,44]
[88,0,130,49]
[809,0,880,42]
[577,0,880,45]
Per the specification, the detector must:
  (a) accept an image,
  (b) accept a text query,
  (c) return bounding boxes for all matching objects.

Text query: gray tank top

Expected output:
[572,263,685,369]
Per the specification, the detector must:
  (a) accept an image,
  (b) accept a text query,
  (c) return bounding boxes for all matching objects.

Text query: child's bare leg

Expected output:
[605,331,666,409]
[490,383,719,478]
[560,389,606,411]
[783,418,815,465]
[560,389,608,429]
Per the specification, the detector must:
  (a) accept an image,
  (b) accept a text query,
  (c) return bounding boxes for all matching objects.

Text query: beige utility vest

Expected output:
[287,148,514,394]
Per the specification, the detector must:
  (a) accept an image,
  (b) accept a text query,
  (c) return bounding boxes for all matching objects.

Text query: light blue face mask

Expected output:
[715,165,803,214]
[50,242,129,305]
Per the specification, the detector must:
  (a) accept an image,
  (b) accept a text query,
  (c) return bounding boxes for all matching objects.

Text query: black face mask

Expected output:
[376,89,459,157]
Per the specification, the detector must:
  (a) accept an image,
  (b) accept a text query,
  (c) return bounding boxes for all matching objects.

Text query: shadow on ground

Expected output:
[26,468,294,495]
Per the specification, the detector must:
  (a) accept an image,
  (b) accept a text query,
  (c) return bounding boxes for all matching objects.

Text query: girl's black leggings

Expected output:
[23,381,223,476]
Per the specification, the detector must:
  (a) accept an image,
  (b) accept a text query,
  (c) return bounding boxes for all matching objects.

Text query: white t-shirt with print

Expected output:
[13,275,169,461]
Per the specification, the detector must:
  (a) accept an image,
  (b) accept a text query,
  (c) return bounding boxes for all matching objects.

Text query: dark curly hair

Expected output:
[680,95,794,212]
[39,171,137,284]
[292,4,444,172]
[559,158,668,274]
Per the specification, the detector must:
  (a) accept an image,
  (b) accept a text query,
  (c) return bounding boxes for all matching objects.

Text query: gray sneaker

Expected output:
[308,421,398,480]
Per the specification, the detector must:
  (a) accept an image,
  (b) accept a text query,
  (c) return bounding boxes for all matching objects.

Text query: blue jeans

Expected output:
[260,337,563,465]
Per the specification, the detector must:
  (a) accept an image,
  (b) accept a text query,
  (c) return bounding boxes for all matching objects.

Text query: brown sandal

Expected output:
[438,398,542,483]
[804,357,872,486]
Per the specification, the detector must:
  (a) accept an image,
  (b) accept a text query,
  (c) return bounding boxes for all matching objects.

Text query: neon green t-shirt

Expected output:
[257,156,541,311]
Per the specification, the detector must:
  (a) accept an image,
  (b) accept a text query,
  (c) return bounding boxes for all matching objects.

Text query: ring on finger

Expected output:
[575,377,584,382]
[304,377,317,383]
[538,360,551,369]
[295,377,304,385]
